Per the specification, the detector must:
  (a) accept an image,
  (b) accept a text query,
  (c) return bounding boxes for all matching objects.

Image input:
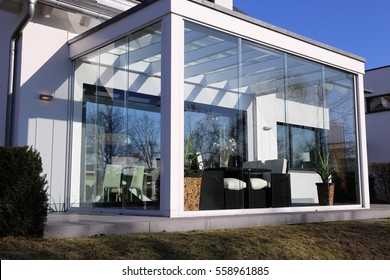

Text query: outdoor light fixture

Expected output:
[39,94,53,101]
[263,126,272,131]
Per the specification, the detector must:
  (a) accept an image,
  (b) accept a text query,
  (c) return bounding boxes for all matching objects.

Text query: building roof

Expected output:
[0,0,142,17]
[56,0,141,17]
[69,0,365,63]
[366,65,390,72]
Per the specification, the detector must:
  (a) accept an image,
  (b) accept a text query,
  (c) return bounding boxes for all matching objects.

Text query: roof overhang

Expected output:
[69,0,365,74]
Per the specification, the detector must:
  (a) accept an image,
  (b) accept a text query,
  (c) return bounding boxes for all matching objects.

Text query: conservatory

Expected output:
[69,0,368,217]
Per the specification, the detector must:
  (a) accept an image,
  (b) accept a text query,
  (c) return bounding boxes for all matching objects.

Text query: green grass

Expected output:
[1,219,390,259]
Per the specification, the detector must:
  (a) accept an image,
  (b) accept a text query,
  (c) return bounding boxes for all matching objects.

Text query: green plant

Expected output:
[315,149,336,183]
[0,146,48,237]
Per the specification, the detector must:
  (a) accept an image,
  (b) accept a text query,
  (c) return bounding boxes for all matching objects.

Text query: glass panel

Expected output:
[283,55,324,168]
[278,58,359,206]
[185,22,239,92]
[73,22,161,210]
[183,22,360,210]
[325,67,359,204]
[241,40,284,161]
[286,56,323,106]
[184,22,244,211]
[184,22,241,168]
[277,123,319,170]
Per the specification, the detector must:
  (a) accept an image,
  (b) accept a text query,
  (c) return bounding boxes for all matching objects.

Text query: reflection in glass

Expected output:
[285,56,323,106]
[184,22,243,170]
[325,67,359,204]
[277,124,320,170]
[74,23,162,210]
[73,19,362,212]
[184,21,360,210]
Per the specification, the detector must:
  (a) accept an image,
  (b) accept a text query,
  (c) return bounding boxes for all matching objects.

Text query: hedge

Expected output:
[0,146,48,237]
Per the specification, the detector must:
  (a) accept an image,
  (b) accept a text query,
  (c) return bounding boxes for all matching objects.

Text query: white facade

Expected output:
[0,0,369,217]
[364,65,390,164]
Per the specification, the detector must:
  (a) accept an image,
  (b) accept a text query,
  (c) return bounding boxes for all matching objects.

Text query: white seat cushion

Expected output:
[224,178,247,190]
[250,178,269,190]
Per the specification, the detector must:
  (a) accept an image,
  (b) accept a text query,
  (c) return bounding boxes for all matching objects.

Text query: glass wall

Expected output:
[184,21,360,210]
[71,19,361,213]
[184,22,242,169]
[73,22,162,210]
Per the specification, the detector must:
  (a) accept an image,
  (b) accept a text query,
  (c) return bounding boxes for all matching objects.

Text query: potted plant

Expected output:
[213,137,236,167]
[314,149,336,206]
[184,135,203,211]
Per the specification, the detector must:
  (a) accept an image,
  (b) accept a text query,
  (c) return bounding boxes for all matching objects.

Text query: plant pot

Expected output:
[316,183,335,206]
[221,158,229,167]
[184,176,202,211]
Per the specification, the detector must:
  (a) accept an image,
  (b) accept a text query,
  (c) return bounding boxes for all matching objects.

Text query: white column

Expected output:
[357,73,370,209]
[160,13,185,217]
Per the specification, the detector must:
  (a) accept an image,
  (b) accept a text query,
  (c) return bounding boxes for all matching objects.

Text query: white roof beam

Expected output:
[203,56,283,85]
[184,40,237,64]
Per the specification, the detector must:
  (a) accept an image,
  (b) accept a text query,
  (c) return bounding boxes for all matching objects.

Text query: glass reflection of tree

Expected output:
[86,104,127,166]
[185,113,221,167]
[185,108,243,168]
[86,104,160,170]
[128,112,160,170]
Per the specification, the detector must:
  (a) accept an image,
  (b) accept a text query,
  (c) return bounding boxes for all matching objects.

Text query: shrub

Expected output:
[369,162,390,203]
[0,146,48,237]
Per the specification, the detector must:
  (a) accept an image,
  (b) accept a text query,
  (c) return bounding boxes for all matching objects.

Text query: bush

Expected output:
[369,162,390,203]
[0,146,48,237]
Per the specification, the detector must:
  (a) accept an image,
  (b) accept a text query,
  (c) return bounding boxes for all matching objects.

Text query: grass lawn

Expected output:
[1,219,390,260]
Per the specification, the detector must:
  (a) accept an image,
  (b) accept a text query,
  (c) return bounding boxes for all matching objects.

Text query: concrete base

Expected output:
[44,205,390,238]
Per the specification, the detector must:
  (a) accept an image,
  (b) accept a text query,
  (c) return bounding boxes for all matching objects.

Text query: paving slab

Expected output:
[44,205,390,238]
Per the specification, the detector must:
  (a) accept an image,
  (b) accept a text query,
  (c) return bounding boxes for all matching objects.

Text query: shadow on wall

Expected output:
[17,42,71,145]
[15,41,75,211]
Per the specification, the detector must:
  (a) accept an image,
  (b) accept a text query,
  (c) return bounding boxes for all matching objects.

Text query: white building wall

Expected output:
[366,111,390,163]
[365,66,390,94]
[364,66,390,164]
[1,1,109,211]
[16,21,71,211]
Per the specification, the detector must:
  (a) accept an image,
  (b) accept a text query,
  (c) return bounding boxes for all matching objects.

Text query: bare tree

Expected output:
[128,112,160,169]
[86,105,127,166]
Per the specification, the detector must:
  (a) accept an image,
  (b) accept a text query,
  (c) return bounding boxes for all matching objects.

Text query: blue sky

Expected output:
[234,0,390,70]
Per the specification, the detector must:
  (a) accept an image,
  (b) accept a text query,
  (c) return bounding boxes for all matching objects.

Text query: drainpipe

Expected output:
[5,0,38,146]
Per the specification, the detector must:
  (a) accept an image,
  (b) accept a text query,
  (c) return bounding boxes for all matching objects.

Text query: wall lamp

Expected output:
[263,126,272,131]
[39,94,53,101]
